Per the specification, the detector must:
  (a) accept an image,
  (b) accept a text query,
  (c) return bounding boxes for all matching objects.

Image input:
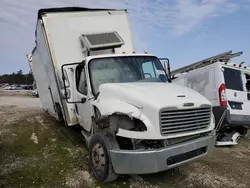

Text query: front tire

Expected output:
[89,133,119,183]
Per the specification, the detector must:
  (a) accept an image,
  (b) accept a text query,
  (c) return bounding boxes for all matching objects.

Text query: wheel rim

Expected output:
[92,143,106,177]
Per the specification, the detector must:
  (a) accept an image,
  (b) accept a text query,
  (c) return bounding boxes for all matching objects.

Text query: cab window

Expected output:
[76,66,88,95]
[142,61,157,78]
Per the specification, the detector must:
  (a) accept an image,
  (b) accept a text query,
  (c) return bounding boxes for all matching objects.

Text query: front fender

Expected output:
[92,99,158,139]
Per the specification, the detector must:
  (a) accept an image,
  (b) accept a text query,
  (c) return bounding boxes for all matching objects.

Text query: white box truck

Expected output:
[28,7,215,182]
[171,51,250,146]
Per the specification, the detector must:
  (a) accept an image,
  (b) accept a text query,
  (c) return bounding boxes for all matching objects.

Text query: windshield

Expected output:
[89,56,168,94]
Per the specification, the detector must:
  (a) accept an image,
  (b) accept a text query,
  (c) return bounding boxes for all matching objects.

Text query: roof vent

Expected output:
[79,31,124,52]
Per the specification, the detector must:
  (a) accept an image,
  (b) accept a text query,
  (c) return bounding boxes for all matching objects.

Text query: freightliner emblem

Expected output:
[183,103,194,107]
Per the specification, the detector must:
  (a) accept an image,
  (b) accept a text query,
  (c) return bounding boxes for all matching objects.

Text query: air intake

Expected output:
[79,31,124,51]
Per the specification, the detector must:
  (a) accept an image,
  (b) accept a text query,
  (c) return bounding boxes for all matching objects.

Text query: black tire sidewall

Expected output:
[89,133,112,182]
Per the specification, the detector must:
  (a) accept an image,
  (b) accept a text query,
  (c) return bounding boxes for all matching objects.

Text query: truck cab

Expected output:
[62,53,215,182]
[29,7,215,182]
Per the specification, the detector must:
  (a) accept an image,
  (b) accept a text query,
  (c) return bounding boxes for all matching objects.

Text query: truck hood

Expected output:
[98,82,211,109]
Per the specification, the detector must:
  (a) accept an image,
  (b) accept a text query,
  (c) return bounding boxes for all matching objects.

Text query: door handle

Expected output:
[247,93,250,100]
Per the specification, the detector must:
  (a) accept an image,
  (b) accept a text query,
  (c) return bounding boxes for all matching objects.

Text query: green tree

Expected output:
[0,70,33,85]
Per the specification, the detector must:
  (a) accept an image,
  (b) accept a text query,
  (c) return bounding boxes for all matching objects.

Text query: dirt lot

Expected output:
[0,90,250,188]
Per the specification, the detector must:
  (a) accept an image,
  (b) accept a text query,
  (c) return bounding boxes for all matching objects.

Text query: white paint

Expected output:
[42,10,135,67]
[31,132,38,144]
[32,9,135,126]
[93,82,215,139]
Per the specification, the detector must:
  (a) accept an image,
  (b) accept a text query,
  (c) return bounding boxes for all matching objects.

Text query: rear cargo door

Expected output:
[223,66,250,116]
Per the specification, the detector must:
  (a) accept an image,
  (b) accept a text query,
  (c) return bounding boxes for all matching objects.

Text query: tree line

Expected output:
[0,70,34,85]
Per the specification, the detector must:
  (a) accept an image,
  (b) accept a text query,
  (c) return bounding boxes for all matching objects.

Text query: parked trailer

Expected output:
[28,7,215,182]
[171,51,250,146]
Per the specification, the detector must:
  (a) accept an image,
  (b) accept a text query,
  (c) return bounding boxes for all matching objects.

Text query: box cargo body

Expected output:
[32,8,135,125]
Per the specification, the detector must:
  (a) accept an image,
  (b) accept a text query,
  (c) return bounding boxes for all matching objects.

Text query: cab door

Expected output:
[62,63,92,132]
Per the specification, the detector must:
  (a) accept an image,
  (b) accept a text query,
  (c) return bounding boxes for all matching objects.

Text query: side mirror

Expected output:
[163,60,171,83]
[163,61,168,71]
[61,89,71,99]
[159,58,171,82]
[62,69,70,88]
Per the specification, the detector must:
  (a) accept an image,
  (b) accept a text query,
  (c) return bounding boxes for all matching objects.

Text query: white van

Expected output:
[172,51,250,145]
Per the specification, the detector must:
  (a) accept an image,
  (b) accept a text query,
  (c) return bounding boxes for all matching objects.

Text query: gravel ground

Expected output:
[0,90,250,188]
[0,96,41,108]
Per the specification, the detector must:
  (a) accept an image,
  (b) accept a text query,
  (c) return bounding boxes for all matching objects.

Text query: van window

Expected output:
[223,67,243,91]
[244,73,250,91]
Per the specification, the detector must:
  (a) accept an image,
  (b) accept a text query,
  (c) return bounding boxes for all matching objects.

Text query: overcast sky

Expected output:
[1,0,250,74]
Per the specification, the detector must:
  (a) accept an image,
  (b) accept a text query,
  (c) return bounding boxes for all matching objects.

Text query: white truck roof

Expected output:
[35,7,135,70]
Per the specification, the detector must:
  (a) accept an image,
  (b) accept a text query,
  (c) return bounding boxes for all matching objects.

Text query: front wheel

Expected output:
[89,133,119,183]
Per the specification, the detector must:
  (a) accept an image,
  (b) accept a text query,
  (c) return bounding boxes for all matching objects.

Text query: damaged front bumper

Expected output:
[109,131,215,174]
